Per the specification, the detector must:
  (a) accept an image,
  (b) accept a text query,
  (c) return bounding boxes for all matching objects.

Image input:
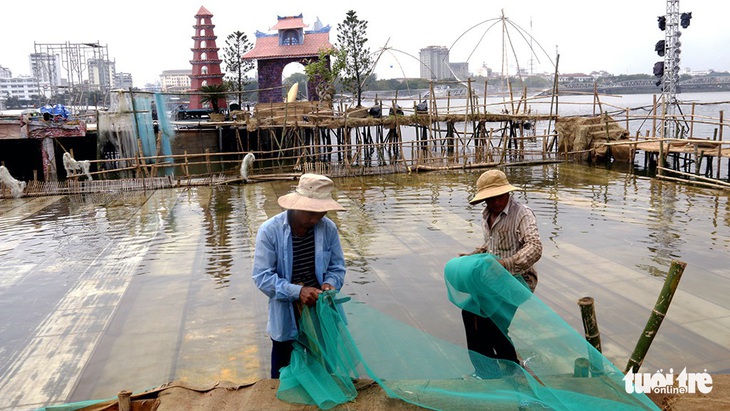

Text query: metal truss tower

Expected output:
[661,0,682,139]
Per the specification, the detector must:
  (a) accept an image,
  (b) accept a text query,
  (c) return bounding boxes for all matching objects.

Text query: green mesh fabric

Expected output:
[276,254,660,410]
[277,292,361,409]
[153,93,175,176]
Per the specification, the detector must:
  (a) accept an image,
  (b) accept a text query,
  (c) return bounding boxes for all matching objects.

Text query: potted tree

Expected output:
[199,83,228,121]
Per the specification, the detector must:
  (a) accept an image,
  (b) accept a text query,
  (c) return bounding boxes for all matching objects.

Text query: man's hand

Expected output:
[322,283,335,292]
[459,245,489,257]
[299,286,321,307]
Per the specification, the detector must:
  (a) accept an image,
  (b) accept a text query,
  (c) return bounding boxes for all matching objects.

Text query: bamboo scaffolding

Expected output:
[10,83,730,197]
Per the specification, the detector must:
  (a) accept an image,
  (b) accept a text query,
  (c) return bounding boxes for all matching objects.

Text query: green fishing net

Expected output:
[276,253,660,410]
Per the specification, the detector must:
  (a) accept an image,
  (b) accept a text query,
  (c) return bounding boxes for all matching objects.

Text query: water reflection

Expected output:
[1,163,729,409]
[202,187,235,287]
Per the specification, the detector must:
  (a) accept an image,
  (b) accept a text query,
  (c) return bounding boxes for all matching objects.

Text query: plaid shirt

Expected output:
[480,196,542,291]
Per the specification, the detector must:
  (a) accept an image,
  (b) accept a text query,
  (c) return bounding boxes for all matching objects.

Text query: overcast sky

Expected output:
[1,0,727,86]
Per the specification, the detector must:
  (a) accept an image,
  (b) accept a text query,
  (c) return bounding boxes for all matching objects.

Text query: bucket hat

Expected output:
[469,169,520,205]
[278,173,345,212]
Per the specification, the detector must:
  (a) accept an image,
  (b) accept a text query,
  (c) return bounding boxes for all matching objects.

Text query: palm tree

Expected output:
[198,83,228,112]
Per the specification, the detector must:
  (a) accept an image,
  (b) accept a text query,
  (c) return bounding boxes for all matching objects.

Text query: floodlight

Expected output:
[681,12,692,29]
[653,61,664,77]
[655,40,665,56]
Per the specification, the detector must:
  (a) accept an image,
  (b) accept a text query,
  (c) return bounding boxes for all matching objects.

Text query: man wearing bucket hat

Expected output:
[462,169,542,367]
[252,173,347,379]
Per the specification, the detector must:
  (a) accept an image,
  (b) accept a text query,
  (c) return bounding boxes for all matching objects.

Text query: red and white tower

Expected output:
[189,6,225,110]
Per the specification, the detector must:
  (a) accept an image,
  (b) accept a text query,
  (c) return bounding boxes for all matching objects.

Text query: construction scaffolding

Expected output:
[32,41,113,105]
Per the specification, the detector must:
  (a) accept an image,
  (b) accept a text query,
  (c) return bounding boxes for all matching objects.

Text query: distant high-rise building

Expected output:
[419,46,470,81]
[29,53,62,88]
[114,72,133,90]
[0,65,11,79]
[160,69,192,93]
[0,76,41,102]
[188,6,225,110]
[420,46,449,80]
[88,59,116,91]
[142,82,162,93]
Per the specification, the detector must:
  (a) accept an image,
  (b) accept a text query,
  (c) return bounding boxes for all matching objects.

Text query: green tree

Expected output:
[199,83,228,112]
[335,10,373,107]
[5,95,21,109]
[29,94,44,108]
[304,48,344,102]
[223,31,255,107]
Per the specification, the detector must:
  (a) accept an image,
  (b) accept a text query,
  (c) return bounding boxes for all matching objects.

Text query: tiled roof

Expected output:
[271,17,306,30]
[242,32,332,60]
[196,6,212,17]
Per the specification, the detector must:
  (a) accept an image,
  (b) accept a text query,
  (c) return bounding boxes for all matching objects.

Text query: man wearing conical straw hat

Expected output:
[252,173,347,379]
[463,169,543,367]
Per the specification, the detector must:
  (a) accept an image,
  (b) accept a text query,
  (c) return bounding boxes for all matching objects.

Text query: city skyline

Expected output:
[1,0,728,86]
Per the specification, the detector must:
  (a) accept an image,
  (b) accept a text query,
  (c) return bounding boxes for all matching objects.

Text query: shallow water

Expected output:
[0,162,728,410]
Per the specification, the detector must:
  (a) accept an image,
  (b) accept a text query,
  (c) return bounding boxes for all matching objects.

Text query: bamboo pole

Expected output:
[183,151,190,180]
[657,175,729,190]
[577,297,602,353]
[151,131,162,177]
[657,166,730,189]
[483,79,488,114]
[652,95,657,138]
[694,144,702,176]
[717,110,724,180]
[625,260,687,373]
[574,358,590,378]
[546,54,560,152]
[135,138,149,179]
[658,97,665,177]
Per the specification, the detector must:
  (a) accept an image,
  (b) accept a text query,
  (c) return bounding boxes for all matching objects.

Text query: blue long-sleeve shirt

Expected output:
[252,211,346,341]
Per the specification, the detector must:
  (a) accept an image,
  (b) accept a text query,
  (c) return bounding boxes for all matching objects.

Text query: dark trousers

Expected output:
[461,309,519,372]
[271,339,294,379]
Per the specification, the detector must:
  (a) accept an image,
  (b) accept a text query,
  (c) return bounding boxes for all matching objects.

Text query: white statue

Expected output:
[62,152,93,181]
[240,152,255,182]
[0,165,26,198]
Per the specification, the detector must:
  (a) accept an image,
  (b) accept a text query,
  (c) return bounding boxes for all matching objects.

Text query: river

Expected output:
[0,95,729,410]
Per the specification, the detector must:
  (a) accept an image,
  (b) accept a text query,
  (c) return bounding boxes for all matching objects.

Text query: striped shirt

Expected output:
[481,196,543,291]
[291,228,319,288]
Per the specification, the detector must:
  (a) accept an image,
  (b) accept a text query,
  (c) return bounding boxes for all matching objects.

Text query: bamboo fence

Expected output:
[3,83,730,198]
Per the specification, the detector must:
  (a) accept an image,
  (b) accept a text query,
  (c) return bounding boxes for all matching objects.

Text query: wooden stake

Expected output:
[118,390,132,411]
[577,297,602,353]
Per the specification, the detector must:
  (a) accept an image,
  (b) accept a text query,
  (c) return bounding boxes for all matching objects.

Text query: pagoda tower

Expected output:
[189,6,225,110]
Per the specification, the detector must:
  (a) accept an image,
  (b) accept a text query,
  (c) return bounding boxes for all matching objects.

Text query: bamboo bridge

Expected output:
[2,85,730,198]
